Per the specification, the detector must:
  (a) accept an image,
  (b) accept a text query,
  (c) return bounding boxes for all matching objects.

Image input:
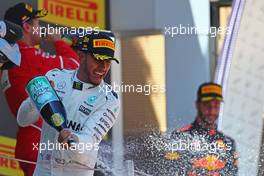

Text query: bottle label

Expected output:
[26,76,59,111]
[51,113,65,127]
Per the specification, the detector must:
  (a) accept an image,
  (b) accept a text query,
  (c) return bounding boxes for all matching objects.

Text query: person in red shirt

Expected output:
[1,3,80,176]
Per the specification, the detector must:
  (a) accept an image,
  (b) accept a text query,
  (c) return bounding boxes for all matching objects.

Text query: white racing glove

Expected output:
[17,97,39,127]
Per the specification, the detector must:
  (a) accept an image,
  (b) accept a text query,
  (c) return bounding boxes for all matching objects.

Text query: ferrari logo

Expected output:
[25,3,33,12]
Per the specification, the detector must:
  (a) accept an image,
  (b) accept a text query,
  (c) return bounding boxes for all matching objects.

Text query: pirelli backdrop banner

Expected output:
[38,0,106,28]
[0,136,24,176]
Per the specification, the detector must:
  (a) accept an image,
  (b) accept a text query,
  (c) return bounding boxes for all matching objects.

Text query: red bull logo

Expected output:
[188,171,220,176]
[192,155,226,171]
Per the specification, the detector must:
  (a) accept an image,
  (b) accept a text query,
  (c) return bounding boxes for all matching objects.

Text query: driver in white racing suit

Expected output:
[16,30,120,176]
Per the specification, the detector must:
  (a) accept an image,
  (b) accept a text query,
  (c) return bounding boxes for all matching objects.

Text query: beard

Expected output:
[198,111,218,126]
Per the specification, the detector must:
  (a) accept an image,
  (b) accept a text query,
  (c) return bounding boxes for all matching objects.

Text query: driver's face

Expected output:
[77,53,112,86]
[197,99,221,125]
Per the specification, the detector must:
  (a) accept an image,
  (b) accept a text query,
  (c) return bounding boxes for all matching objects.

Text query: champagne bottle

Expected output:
[26,76,67,132]
[0,20,23,44]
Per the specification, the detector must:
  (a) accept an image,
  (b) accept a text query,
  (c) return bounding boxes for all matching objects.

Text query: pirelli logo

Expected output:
[93,39,115,51]
[38,0,105,28]
[0,136,24,175]
[201,85,222,95]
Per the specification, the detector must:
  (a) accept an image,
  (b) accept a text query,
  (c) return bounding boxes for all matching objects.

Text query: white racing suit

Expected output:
[17,69,120,176]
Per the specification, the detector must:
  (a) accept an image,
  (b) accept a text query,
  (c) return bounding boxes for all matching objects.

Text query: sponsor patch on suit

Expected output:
[79,105,92,116]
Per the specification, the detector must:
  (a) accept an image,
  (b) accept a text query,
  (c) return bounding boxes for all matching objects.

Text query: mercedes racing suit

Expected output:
[1,41,79,175]
[17,69,120,176]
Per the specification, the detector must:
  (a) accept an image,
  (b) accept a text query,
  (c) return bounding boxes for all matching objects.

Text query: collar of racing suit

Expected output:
[18,41,40,49]
[71,69,105,91]
[192,120,217,136]
[17,41,30,48]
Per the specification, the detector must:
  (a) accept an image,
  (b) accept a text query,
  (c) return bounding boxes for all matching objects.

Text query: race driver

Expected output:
[17,30,120,176]
[164,83,238,176]
[2,3,79,175]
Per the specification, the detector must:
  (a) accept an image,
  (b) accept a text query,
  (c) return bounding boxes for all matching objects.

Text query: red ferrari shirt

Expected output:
[1,40,80,127]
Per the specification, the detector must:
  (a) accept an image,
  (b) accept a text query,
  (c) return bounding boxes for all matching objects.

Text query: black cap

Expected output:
[4,3,47,26]
[76,30,119,64]
[197,82,223,102]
